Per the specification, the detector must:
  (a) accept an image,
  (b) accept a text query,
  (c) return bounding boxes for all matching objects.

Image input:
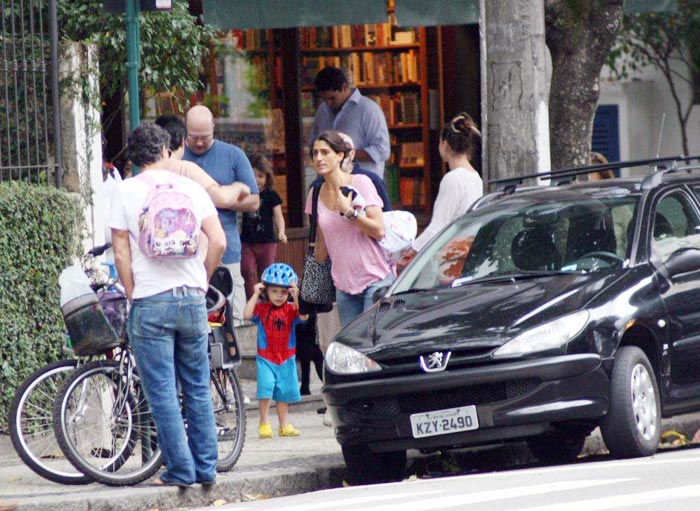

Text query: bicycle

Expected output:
[8,243,118,485]
[51,267,247,486]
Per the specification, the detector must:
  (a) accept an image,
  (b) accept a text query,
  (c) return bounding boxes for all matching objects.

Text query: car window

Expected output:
[651,192,700,263]
[393,193,639,293]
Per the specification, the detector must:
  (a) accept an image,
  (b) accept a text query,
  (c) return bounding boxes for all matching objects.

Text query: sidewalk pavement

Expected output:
[3,372,700,511]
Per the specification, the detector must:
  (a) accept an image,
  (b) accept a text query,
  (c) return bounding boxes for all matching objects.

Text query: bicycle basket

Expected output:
[61,292,123,356]
[98,290,128,341]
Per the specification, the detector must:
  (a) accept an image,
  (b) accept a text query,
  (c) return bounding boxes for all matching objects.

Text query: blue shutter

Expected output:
[592,104,620,163]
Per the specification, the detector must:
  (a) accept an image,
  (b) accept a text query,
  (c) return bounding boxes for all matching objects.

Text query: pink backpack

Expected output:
[137,173,200,259]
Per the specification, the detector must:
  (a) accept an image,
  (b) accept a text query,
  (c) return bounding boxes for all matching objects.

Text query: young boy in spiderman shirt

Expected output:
[243,263,308,438]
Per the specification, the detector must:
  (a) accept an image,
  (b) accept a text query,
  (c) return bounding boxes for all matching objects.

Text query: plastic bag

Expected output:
[59,264,94,307]
[379,210,418,263]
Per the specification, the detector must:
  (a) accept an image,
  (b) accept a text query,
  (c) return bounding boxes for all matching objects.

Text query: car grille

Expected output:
[349,378,540,417]
[380,348,495,367]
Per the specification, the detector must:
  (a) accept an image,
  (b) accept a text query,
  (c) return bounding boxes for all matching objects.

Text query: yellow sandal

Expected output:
[259,423,273,439]
[279,423,301,436]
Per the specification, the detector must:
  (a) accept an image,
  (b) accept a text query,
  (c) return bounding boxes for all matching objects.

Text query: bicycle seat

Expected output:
[206,285,226,322]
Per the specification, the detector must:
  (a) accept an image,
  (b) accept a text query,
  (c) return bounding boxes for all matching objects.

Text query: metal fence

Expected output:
[0,0,61,187]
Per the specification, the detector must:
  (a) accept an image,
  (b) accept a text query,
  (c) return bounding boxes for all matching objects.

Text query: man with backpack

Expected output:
[109,122,226,488]
[184,105,260,325]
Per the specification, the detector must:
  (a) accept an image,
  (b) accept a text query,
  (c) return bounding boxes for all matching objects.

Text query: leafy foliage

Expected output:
[0,183,82,431]
[57,0,216,115]
[607,0,700,155]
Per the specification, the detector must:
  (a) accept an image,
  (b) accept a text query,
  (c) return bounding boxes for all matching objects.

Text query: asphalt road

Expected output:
[188,445,700,511]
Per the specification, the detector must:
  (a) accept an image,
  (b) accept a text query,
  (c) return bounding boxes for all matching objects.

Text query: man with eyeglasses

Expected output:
[184,105,260,325]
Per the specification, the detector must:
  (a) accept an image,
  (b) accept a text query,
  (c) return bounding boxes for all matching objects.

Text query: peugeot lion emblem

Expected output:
[419,351,452,373]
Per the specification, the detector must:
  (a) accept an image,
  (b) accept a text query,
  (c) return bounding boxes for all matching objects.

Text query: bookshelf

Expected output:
[203,19,439,218]
[299,22,433,211]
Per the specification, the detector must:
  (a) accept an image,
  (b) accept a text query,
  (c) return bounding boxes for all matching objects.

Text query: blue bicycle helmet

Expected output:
[261,263,298,288]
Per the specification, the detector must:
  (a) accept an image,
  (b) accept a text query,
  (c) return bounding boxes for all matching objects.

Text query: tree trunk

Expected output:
[481,0,550,184]
[545,0,624,170]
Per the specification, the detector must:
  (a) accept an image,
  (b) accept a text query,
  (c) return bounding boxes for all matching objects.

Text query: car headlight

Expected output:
[493,310,590,357]
[325,342,382,375]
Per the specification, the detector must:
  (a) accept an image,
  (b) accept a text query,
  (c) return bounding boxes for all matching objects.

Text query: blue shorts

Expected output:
[256,356,301,403]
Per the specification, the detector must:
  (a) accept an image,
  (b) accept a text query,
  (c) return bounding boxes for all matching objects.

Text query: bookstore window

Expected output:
[298,19,430,212]
[195,30,289,211]
[197,8,481,228]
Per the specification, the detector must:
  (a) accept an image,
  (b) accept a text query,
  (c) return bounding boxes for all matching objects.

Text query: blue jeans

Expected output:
[128,287,217,485]
[336,273,394,327]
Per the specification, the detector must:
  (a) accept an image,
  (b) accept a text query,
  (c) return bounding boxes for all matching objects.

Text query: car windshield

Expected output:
[393,188,639,293]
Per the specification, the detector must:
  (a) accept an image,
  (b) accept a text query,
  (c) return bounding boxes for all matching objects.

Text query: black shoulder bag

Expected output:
[299,183,335,313]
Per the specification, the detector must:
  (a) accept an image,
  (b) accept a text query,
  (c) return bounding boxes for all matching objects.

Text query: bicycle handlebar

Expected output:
[87,243,113,257]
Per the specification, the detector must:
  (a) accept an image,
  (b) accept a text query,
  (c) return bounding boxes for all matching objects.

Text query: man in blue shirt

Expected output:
[184,105,260,324]
[311,66,391,179]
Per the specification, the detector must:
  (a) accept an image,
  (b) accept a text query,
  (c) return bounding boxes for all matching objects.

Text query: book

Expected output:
[399,176,425,207]
[400,92,419,124]
[364,24,378,47]
[400,142,424,167]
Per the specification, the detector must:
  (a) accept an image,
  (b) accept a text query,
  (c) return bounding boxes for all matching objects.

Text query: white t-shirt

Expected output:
[108,169,218,299]
[413,168,483,252]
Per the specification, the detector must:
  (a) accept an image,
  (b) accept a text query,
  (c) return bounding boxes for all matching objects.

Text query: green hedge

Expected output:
[0,182,82,431]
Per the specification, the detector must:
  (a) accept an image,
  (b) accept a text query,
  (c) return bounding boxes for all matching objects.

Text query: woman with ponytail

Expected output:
[399,113,483,266]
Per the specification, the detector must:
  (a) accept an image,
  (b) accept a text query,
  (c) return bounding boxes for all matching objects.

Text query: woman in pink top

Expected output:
[305,131,393,326]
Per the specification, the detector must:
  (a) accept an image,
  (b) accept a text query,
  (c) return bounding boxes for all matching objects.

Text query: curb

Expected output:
[11,457,345,511]
[4,408,700,511]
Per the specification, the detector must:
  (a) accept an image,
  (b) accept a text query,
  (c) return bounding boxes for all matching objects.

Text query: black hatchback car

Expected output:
[322,157,700,485]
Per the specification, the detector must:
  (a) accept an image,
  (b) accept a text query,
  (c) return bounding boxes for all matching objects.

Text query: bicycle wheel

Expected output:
[211,367,246,472]
[9,359,93,485]
[52,359,162,486]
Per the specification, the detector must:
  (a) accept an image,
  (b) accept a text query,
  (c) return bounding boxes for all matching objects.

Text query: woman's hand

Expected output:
[336,188,353,215]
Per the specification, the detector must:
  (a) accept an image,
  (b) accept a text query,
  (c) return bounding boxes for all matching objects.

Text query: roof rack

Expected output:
[641,158,700,189]
[488,155,700,190]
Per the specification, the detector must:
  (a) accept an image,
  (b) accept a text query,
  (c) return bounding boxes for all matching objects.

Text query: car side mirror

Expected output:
[663,248,700,278]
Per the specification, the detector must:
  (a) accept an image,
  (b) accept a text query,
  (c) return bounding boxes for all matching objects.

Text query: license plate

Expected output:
[410,406,479,438]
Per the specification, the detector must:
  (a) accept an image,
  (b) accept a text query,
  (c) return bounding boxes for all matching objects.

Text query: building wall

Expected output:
[599,57,700,177]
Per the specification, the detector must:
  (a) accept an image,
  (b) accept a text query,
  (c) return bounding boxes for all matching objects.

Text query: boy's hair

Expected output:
[314,66,348,92]
[127,123,170,167]
[251,154,274,190]
[155,114,186,152]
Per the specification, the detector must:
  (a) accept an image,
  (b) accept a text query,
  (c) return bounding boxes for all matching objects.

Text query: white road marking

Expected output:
[241,479,633,511]
[227,490,441,510]
[221,451,700,510]
[517,483,700,510]
[452,451,700,481]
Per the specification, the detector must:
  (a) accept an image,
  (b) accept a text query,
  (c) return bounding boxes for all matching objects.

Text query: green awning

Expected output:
[202,0,387,30]
[202,0,677,30]
[394,0,479,26]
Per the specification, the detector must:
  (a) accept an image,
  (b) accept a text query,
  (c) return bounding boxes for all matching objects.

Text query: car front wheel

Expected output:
[600,346,661,458]
[342,444,406,485]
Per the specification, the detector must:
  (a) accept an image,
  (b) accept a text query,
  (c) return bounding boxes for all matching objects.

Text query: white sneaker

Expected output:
[323,409,332,427]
